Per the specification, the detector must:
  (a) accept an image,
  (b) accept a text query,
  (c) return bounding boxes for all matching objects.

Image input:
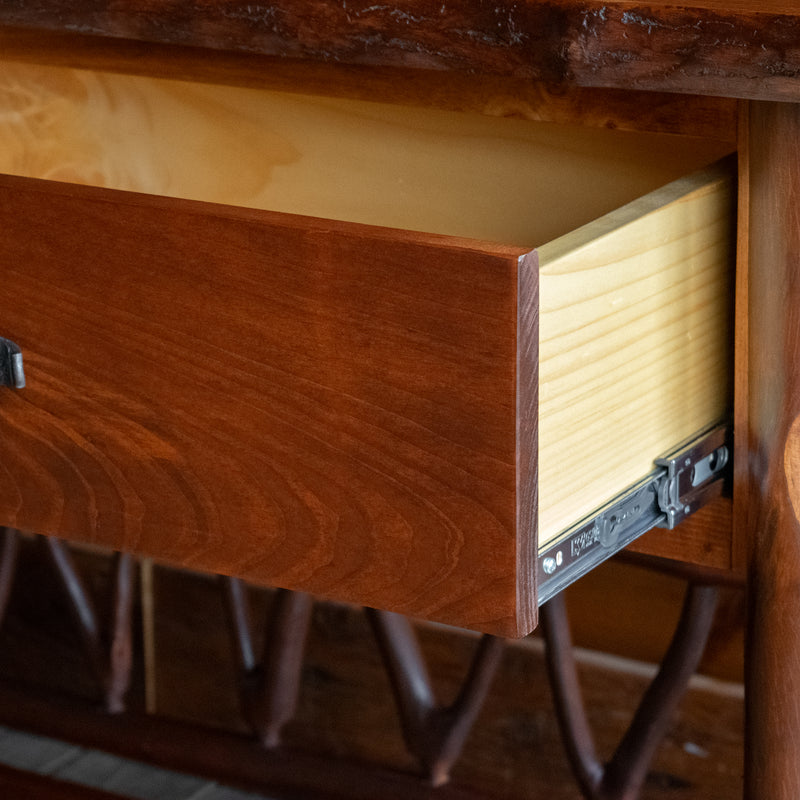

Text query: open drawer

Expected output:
[0,62,734,637]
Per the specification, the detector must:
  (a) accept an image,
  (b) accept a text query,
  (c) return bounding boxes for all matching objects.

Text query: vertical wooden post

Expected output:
[140,558,157,715]
[745,101,800,798]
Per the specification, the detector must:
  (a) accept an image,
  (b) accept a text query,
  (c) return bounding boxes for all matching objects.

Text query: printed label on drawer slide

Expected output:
[537,423,731,604]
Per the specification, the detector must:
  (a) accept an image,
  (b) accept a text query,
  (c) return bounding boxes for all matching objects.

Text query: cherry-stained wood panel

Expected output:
[1,2,800,101]
[0,175,535,637]
[744,101,800,799]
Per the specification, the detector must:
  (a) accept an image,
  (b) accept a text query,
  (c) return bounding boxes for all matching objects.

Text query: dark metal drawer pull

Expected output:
[0,338,25,389]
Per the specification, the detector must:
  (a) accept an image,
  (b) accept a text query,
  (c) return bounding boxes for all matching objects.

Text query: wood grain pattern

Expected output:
[0,536,744,798]
[0,67,735,543]
[0,175,532,637]
[0,61,733,248]
[0,648,745,800]
[1,2,800,101]
[0,27,739,141]
[517,252,538,632]
[784,415,800,521]
[565,5,800,101]
[537,164,734,544]
[732,101,751,576]
[0,1,576,79]
[0,63,736,622]
[744,100,800,799]
[0,164,734,634]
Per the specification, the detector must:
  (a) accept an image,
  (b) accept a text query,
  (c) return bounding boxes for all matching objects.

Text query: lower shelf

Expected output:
[0,540,743,799]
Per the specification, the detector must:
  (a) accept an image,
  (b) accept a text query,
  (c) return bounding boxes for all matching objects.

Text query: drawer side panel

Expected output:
[537,164,734,548]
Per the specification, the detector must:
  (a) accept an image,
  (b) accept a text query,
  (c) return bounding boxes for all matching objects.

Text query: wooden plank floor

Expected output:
[0,540,744,799]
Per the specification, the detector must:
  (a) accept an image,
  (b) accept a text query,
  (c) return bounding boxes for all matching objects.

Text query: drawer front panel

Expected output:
[0,176,534,636]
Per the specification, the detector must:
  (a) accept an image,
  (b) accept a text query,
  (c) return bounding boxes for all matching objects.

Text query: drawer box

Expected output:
[0,63,734,636]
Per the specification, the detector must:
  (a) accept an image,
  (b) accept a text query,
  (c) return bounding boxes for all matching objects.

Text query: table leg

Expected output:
[745,100,800,799]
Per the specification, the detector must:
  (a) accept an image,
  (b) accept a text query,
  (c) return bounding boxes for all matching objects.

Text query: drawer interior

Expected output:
[0,61,735,613]
[0,61,731,246]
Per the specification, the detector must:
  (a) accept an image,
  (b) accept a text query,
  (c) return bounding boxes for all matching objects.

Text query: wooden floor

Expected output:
[0,540,744,799]
[0,726,275,799]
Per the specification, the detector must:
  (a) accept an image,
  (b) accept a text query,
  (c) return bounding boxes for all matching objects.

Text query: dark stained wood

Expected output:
[543,584,720,800]
[732,101,751,576]
[0,764,128,800]
[0,684,488,800]
[1,2,800,102]
[0,528,19,626]
[0,174,534,637]
[0,27,739,141]
[599,585,720,799]
[35,539,134,713]
[0,671,743,800]
[541,595,604,797]
[565,5,800,101]
[366,608,504,786]
[618,551,743,587]
[0,542,745,799]
[105,551,136,714]
[0,1,575,80]
[0,585,746,800]
[42,537,108,693]
[628,497,735,573]
[0,540,142,706]
[252,588,313,747]
[744,100,800,799]
[565,560,744,684]
[220,581,313,747]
